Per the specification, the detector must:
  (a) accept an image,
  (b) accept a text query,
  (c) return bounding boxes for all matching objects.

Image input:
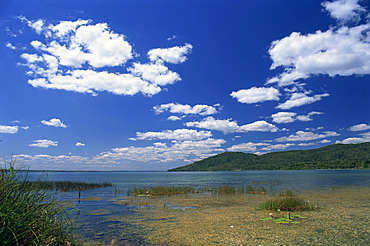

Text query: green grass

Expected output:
[0,161,78,246]
[21,180,112,191]
[128,186,196,196]
[128,185,269,196]
[259,190,317,211]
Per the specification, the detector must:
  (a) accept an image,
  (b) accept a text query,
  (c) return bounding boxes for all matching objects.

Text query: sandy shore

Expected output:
[114,186,369,245]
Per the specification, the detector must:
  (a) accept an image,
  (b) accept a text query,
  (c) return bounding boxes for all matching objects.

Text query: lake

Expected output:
[26,170,370,245]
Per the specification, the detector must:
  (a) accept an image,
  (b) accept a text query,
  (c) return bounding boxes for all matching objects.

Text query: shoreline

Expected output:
[110,186,370,245]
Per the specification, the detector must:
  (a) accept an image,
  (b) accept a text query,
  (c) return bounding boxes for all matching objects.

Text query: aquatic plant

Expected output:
[259,193,316,211]
[128,186,196,196]
[21,180,112,191]
[261,213,307,224]
[0,160,77,245]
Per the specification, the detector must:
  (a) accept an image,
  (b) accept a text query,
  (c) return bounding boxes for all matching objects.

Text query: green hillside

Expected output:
[168,142,370,171]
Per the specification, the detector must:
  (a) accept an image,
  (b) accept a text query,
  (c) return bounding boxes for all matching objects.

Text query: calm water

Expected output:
[26,170,370,245]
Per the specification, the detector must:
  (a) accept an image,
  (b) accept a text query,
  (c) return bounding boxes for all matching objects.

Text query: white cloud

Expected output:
[227,142,269,152]
[30,139,58,147]
[185,117,238,134]
[336,131,370,144]
[0,125,19,134]
[6,42,17,50]
[277,92,329,109]
[267,23,370,86]
[227,142,294,152]
[230,87,280,104]
[349,123,370,131]
[238,121,278,133]
[19,18,192,96]
[261,143,295,151]
[153,103,220,116]
[132,129,212,141]
[185,117,278,134]
[167,116,182,121]
[276,130,340,142]
[96,138,226,163]
[148,43,193,64]
[322,0,366,23]
[41,118,68,128]
[128,60,181,86]
[272,111,323,123]
[296,111,324,121]
[272,112,297,123]
[76,142,85,146]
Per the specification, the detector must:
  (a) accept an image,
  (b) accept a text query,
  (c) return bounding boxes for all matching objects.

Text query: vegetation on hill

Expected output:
[168,142,370,171]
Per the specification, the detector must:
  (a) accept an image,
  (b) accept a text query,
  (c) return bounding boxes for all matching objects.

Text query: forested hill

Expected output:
[168,142,370,171]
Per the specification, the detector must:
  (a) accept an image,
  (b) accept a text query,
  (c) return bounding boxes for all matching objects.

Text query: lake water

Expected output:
[26,170,370,245]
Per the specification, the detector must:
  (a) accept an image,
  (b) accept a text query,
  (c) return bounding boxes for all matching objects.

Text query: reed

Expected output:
[259,191,317,211]
[128,185,270,196]
[128,186,196,196]
[0,160,78,246]
[21,180,112,191]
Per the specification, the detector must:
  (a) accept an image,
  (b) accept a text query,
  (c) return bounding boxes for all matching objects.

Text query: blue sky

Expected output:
[0,0,369,170]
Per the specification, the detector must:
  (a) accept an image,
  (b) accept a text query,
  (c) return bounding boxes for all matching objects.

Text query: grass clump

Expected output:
[0,161,77,246]
[22,180,112,191]
[129,186,196,196]
[259,190,317,211]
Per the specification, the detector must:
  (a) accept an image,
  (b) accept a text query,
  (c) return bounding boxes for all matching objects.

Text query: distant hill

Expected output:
[168,142,370,171]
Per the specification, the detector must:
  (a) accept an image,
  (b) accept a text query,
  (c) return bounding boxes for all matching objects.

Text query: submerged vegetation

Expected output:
[0,161,77,246]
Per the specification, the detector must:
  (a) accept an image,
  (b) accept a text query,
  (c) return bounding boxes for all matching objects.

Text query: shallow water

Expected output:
[25,170,370,245]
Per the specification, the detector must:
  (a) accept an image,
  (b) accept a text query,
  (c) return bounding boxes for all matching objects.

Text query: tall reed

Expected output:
[0,160,77,246]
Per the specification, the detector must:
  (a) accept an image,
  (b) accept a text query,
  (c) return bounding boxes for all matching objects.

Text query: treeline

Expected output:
[168,142,370,171]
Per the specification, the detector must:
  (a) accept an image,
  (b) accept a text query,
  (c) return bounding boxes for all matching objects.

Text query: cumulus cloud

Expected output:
[336,131,370,144]
[41,118,68,128]
[276,92,330,109]
[227,142,269,152]
[5,42,17,50]
[76,142,85,146]
[271,112,297,123]
[131,129,212,141]
[148,43,193,64]
[19,17,192,96]
[227,142,294,152]
[167,116,182,121]
[153,103,220,116]
[185,117,238,134]
[275,130,340,142]
[30,139,58,147]
[349,123,370,131]
[272,111,323,123]
[0,125,19,134]
[267,24,370,87]
[322,0,367,23]
[96,138,226,163]
[238,121,278,133]
[296,111,324,121]
[230,87,280,104]
[185,117,278,134]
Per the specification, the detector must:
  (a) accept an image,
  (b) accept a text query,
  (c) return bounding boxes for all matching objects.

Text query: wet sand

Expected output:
[117,186,369,245]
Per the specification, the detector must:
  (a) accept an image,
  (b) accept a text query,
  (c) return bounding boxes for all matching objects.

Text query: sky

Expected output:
[0,0,369,171]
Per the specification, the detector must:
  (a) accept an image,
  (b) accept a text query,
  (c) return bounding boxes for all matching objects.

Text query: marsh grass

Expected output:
[128,186,196,196]
[259,190,317,211]
[128,185,269,197]
[0,161,77,246]
[21,180,112,191]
